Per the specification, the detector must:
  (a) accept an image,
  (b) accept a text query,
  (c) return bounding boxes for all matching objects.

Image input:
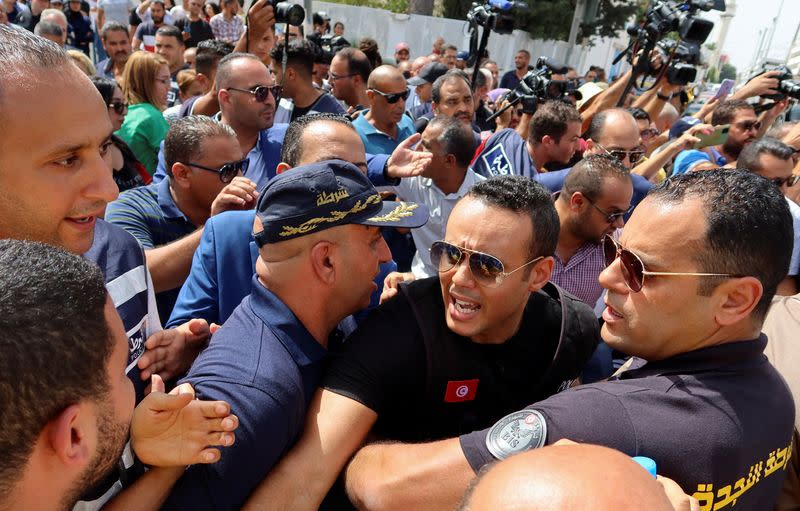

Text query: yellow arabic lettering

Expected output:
[693,484,714,511]
[316,188,350,206]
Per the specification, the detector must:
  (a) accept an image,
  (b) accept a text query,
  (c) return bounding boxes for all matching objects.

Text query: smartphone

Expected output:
[714,79,735,100]
[693,124,729,149]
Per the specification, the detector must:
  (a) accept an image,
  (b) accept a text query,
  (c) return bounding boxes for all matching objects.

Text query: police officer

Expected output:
[244,175,601,510]
[310,169,795,511]
[161,160,428,510]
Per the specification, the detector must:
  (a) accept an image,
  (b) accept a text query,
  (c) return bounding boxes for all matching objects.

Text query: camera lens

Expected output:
[274,1,305,26]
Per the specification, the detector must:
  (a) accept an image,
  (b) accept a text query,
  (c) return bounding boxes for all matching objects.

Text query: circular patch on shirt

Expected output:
[485,410,547,460]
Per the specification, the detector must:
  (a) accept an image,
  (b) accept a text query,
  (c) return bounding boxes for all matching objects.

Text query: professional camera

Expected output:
[269,0,304,26]
[756,65,800,101]
[655,38,704,85]
[466,0,526,35]
[499,57,579,114]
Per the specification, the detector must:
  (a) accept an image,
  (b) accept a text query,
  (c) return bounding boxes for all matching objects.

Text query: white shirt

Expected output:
[388,169,485,278]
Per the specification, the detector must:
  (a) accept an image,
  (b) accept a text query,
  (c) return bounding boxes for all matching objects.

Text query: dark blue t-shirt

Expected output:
[471,128,537,179]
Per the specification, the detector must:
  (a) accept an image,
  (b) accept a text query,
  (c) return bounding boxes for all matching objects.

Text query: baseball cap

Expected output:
[253,160,429,246]
[456,51,469,61]
[669,115,701,140]
[408,62,448,86]
[395,42,410,53]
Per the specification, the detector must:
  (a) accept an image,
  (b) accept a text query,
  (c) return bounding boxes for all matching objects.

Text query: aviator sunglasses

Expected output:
[430,240,543,288]
[602,235,735,293]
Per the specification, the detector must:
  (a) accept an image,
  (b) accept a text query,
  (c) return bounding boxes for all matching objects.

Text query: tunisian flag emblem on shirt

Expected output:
[444,379,479,402]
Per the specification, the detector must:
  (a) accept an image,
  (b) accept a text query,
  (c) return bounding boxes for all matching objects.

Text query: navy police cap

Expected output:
[253,159,429,246]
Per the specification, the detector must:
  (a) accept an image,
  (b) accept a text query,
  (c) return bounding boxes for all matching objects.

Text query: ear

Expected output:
[541,134,554,148]
[275,162,291,175]
[432,102,440,115]
[568,191,586,211]
[527,256,555,293]
[45,403,94,470]
[171,162,192,188]
[443,153,456,168]
[309,240,337,285]
[366,89,376,103]
[712,276,763,327]
[584,139,595,154]
[217,88,230,107]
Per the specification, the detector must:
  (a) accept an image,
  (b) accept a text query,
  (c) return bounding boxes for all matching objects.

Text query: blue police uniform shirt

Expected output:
[164,276,329,510]
[535,167,652,214]
[353,111,417,155]
[167,152,398,329]
[472,128,537,179]
[152,123,288,190]
[460,336,795,510]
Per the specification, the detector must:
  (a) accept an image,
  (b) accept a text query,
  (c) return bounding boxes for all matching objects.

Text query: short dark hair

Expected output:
[562,154,630,202]
[164,116,237,177]
[101,21,128,41]
[270,38,316,78]
[648,169,792,321]
[156,25,184,45]
[280,113,355,167]
[737,137,794,173]
[627,107,650,122]
[432,69,470,104]
[517,49,530,57]
[529,100,581,145]
[334,47,372,82]
[445,44,458,53]
[428,115,476,168]
[215,52,262,90]
[467,175,560,261]
[91,76,118,104]
[711,99,754,126]
[358,37,383,69]
[195,39,234,77]
[0,240,112,496]
[34,20,63,38]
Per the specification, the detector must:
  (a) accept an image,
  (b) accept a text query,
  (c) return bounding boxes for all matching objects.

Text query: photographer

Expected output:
[472,100,582,178]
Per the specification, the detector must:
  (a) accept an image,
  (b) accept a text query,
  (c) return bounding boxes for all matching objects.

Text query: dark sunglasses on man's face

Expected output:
[734,120,761,132]
[181,158,250,183]
[369,88,410,104]
[228,85,282,103]
[108,101,128,115]
[602,235,734,293]
[596,143,645,166]
[429,240,542,288]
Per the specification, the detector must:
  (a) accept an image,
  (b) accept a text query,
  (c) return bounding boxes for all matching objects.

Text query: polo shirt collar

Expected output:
[156,178,192,223]
[618,335,767,379]
[248,275,327,367]
[355,110,382,137]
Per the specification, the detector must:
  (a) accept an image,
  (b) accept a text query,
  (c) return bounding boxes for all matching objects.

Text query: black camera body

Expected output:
[269,0,304,26]
[656,38,704,85]
[466,0,526,35]
[758,65,800,101]
[500,57,575,114]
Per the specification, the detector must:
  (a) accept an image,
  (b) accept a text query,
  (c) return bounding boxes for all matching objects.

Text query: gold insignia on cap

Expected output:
[367,202,419,223]
[279,194,382,237]
[316,187,350,206]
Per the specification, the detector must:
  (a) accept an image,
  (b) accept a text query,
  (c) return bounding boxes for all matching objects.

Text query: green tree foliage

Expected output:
[719,63,737,82]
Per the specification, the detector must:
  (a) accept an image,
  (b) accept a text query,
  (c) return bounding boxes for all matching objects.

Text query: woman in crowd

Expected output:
[92,77,152,192]
[116,51,171,175]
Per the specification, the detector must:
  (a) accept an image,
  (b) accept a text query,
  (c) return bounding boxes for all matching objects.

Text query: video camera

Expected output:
[616,0,723,88]
[466,0,525,35]
[489,57,578,120]
[756,65,800,101]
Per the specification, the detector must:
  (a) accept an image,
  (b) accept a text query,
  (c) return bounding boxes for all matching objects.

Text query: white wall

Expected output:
[308,1,630,76]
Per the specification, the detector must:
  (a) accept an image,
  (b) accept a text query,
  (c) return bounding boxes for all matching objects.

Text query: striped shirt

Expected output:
[551,242,605,307]
[105,179,197,319]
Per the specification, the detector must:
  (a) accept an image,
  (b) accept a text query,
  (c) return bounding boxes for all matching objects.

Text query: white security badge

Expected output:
[485,409,547,459]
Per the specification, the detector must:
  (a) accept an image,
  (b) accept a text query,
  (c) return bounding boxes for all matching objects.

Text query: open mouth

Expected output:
[450,293,481,320]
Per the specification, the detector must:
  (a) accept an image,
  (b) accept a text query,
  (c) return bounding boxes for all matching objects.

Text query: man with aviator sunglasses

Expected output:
[244,175,600,510]
[330,169,795,511]
[106,116,259,320]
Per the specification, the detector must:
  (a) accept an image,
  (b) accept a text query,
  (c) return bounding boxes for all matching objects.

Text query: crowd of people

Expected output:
[1,0,800,509]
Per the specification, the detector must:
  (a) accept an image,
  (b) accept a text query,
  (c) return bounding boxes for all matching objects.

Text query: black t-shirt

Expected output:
[175,17,214,47]
[323,277,599,442]
[460,336,795,509]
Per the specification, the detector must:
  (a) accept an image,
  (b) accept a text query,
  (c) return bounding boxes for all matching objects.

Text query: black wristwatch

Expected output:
[656,90,672,101]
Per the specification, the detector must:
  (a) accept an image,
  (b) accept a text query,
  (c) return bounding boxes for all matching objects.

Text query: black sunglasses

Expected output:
[181,158,249,183]
[734,120,761,132]
[770,175,800,188]
[228,85,282,103]
[429,240,542,288]
[369,88,410,104]
[602,235,734,293]
[588,200,633,224]
[108,101,128,115]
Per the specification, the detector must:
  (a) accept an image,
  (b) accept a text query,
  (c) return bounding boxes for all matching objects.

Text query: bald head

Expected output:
[461,444,674,511]
[367,64,406,89]
[656,102,679,133]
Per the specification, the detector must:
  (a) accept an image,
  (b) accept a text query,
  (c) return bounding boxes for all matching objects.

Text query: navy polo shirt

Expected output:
[460,336,795,509]
[164,276,328,510]
[105,178,197,319]
[471,128,537,179]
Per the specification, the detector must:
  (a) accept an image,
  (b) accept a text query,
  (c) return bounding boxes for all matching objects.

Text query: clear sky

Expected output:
[703,0,800,75]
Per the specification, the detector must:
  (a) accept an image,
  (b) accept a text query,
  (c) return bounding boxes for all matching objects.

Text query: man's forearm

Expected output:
[632,140,682,179]
[344,438,476,511]
[101,466,185,510]
[145,229,203,293]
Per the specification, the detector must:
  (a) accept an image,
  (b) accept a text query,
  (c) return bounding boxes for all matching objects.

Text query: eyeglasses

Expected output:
[430,240,543,288]
[596,143,645,165]
[181,158,250,183]
[228,85,282,103]
[108,101,128,115]
[602,235,735,293]
[369,88,410,104]
[327,72,357,82]
[734,120,761,132]
[769,175,800,188]
[588,200,632,224]
[640,128,660,140]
